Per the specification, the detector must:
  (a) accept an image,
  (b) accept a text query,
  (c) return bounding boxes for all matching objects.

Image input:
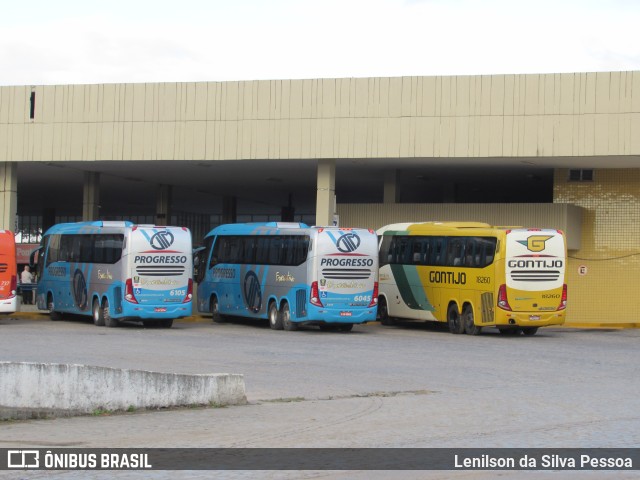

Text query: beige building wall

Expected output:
[2,72,640,162]
[554,169,640,326]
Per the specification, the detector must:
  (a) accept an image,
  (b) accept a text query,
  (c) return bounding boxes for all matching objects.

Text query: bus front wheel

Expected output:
[48,294,63,321]
[210,296,224,323]
[268,301,283,330]
[103,298,118,328]
[377,297,395,326]
[92,298,105,326]
[447,303,464,334]
[281,302,298,331]
[463,304,481,335]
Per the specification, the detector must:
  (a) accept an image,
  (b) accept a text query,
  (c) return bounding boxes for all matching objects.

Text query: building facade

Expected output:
[1,71,639,325]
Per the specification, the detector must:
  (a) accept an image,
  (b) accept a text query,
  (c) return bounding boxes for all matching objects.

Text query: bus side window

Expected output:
[255,237,269,265]
[209,237,220,268]
[429,237,444,266]
[243,236,256,264]
[269,236,284,265]
[379,236,392,267]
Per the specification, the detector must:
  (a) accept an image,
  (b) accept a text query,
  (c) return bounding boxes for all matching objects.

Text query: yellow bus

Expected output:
[377,222,567,336]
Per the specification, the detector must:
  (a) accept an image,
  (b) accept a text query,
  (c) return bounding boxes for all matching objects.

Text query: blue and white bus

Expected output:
[194,222,379,331]
[34,221,193,328]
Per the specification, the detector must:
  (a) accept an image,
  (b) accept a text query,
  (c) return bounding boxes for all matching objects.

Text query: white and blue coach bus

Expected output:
[33,221,193,328]
[194,223,378,331]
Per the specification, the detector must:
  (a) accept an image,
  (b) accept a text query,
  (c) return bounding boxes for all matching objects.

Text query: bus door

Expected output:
[315,229,377,313]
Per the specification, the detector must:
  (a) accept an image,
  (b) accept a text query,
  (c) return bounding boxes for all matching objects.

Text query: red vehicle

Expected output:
[0,230,18,313]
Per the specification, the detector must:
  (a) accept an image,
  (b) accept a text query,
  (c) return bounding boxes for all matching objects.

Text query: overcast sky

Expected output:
[1,0,639,86]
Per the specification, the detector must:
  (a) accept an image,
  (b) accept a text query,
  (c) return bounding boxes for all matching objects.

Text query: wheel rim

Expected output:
[93,301,99,322]
[269,304,276,326]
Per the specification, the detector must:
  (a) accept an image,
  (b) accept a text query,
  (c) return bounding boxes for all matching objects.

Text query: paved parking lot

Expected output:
[1,313,639,479]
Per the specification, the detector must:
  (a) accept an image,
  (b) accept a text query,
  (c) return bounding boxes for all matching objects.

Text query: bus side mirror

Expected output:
[29,247,41,269]
[192,246,205,282]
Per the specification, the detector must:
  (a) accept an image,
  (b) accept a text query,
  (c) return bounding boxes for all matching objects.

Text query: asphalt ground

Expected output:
[1,309,639,479]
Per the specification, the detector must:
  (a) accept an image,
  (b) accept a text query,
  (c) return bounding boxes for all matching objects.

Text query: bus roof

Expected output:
[44,220,135,235]
[205,222,310,237]
[204,222,377,238]
[377,222,563,237]
[377,221,493,235]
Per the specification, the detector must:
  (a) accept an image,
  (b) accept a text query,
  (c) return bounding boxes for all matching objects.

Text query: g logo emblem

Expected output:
[72,269,88,311]
[518,235,553,253]
[150,231,175,250]
[243,271,262,313]
[336,233,361,253]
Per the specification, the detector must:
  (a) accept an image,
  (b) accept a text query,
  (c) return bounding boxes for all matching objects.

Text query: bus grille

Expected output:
[509,270,561,282]
[481,292,494,323]
[0,263,7,273]
[321,268,371,280]
[136,265,186,277]
[296,289,307,318]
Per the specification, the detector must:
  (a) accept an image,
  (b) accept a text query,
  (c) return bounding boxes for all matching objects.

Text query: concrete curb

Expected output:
[0,362,246,420]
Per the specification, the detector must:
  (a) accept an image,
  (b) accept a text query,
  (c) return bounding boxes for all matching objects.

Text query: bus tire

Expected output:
[268,301,283,330]
[522,327,538,336]
[103,298,118,328]
[210,296,224,323]
[377,297,395,326]
[338,323,353,332]
[48,294,63,321]
[447,303,464,334]
[92,298,105,326]
[462,304,481,335]
[159,319,173,328]
[281,302,298,331]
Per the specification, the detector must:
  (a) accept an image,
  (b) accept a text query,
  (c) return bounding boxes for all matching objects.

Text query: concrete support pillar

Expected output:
[315,159,336,226]
[0,162,18,231]
[222,196,237,224]
[384,169,400,204]
[155,184,172,225]
[82,172,100,221]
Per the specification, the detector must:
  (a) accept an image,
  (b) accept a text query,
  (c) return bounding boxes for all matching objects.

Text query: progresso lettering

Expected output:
[320,258,374,267]
[134,255,188,264]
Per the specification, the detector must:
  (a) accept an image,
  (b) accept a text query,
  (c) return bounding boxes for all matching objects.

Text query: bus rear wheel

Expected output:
[48,294,63,321]
[281,302,298,331]
[463,304,481,335]
[338,323,353,332]
[447,303,464,334]
[268,301,283,330]
[103,298,118,328]
[522,327,539,336]
[158,319,173,328]
[92,298,105,326]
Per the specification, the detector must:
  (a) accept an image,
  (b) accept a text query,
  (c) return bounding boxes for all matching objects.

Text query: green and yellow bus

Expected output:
[377,222,567,336]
